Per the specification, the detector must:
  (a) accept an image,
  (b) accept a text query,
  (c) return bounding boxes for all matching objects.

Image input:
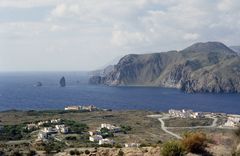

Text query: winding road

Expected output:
[158,117,183,139]
[148,114,218,139]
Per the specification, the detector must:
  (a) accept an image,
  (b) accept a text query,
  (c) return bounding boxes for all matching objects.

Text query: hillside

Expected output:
[89,42,240,93]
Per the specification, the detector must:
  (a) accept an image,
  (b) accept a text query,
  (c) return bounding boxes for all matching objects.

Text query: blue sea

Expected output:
[0,72,240,114]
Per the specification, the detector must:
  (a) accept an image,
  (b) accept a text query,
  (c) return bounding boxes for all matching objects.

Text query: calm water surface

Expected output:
[0,72,239,114]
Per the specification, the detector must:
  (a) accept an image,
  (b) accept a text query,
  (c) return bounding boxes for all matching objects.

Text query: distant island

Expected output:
[89,41,240,93]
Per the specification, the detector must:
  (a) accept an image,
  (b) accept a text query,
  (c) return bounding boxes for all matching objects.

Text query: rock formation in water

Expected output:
[60,77,66,87]
[34,82,42,87]
[89,42,240,93]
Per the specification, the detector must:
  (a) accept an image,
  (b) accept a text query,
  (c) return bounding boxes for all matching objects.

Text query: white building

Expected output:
[55,125,69,134]
[64,106,80,111]
[191,112,204,118]
[26,123,38,130]
[169,109,204,118]
[124,143,140,148]
[42,127,57,134]
[51,119,61,124]
[65,105,97,111]
[99,139,114,145]
[89,131,95,136]
[224,117,240,127]
[38,131,48,141]
[89,135,103,142]
[101,123,121,132]
[37,120,49,126]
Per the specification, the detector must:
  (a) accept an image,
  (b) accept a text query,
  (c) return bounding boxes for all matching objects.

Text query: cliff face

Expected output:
[89,42,240,93]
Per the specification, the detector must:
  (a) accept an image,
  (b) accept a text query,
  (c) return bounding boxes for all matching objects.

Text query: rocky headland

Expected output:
[89,42,240,93]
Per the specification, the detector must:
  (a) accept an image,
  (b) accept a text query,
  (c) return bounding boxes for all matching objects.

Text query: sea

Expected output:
[0,71,240,114]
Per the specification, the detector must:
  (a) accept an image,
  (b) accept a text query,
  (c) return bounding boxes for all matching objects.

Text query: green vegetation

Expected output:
[63,120,88,133]
[0,124,28,140]
[161,140,185,156]
[120,125,132,134]
[69,149,82,155]
[100,127,114,138]
[43,140,65,154]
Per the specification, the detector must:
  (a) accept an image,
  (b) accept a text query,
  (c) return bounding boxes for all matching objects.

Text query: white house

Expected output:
[101,123,121,132]
[124,143,140,148]
[37,120,49,126]
[64,106,80,111]
[38,131,48,141]
[26,123,38,130]
[99,139,114,145]
[55,125,69,134]
[51,119,61,124]
[89,131,95,136]
[42,127,57,134]
[224,117,240,127]
[191,112,204,118]
[89,135,103,142]
[169,109,204,118]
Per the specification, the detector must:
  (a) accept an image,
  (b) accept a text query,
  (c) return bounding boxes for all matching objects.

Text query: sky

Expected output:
[0,0,240,71]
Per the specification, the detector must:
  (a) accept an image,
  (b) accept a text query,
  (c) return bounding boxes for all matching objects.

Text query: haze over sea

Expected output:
[0,72,239,114]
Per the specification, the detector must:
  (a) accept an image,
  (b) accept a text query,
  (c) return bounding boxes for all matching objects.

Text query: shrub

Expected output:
[118,150,124,156]
[12,151,22,156]
[161,141,185,156]
[115,144,123,148]
[181,132,207,154]
[27,150,36,156]
[85,150,90,154]
[69,149,81,155]
[235,126,240,140]
[69,150,75,155]
[65,136,77,141]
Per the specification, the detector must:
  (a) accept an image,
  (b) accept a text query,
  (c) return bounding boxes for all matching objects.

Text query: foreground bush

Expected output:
[182,132,207,154]
[161,140,185,156]
[235,126,240,140]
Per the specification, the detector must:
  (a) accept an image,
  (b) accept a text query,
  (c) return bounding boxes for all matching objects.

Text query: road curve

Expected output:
[158,117,183,139]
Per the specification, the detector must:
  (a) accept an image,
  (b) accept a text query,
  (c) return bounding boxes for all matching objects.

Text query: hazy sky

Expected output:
[0,0,240,71]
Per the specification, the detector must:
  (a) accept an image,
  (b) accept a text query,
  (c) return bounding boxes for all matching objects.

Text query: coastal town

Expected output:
[0,106,239,155]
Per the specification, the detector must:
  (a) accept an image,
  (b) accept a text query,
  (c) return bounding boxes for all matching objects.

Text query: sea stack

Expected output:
[60,77,66,87]
[36,82,42,87]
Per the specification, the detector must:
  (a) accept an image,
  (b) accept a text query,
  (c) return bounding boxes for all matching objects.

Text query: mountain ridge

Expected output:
[89,42,240,93]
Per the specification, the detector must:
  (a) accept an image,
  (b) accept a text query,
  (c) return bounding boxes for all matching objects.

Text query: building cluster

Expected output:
[224,116,240,127]
[99,123,121,133]
[64,105,97,111]
[88,123,121,145]
[168,109,204,118]
[26,118,62,131]
[32,119,69,142]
